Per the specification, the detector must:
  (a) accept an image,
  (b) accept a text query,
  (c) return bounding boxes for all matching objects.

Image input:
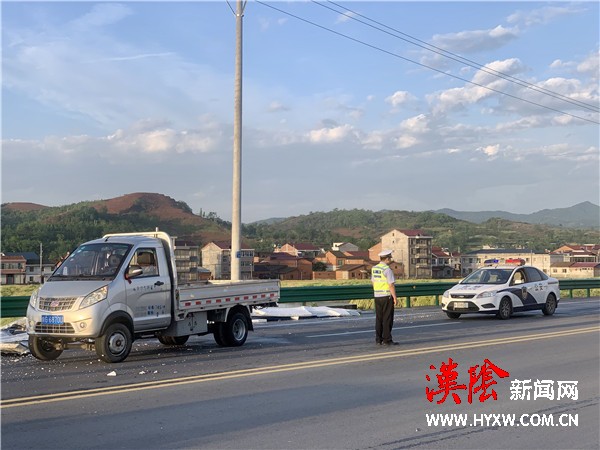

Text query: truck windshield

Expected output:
[461,268,512,285]
[50,243,131,280]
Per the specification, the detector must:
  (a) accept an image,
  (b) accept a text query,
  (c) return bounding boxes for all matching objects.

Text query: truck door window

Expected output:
[133,249,158,277]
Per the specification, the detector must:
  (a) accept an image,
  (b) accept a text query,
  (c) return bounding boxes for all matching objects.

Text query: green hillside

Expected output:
[2,194,598,261]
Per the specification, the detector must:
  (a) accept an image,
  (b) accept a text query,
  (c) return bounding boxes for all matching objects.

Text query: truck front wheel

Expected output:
[95,323,132,363]
[29,336,63,361]
[222,312,249,347]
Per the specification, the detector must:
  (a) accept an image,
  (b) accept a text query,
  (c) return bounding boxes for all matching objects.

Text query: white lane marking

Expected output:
[306,321,460,338]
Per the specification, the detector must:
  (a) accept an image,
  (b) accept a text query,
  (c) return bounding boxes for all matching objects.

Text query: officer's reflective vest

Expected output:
[372,262,392,297]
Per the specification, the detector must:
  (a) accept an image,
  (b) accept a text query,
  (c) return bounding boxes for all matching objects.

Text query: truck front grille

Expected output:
[39,297,78,312]
[35,323,76,334]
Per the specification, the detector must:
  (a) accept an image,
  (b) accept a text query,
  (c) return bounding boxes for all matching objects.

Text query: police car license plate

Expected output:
[454,302,468,309]
[41,315,64,325]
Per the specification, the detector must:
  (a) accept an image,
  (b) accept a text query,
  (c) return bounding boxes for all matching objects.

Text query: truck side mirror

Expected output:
[127,265,144,279]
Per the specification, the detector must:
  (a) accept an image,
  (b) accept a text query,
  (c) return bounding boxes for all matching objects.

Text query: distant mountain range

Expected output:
[434,201,599,229]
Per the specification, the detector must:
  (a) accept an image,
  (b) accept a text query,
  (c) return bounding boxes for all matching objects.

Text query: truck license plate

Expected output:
[41,315,64,325]
[454,302,468,309]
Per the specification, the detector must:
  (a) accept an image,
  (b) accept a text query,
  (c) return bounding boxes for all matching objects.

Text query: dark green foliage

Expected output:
[242,209,599,254]
[1,204,210,262]
[2,202,598,263]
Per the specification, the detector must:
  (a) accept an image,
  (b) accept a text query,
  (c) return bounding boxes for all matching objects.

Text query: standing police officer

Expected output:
[371,249,399,345]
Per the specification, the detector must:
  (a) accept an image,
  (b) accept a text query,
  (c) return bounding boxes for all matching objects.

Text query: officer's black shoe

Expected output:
[383,341,399,346]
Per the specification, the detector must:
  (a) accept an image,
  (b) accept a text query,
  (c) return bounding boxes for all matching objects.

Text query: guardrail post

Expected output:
[404,296,411,308]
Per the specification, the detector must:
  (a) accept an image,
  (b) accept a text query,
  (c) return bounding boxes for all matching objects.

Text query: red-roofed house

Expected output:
[263,252,313,280]
[0,254,27,285]
[552,244,599,264]
[550,262,600,278]
[274,243,321,259]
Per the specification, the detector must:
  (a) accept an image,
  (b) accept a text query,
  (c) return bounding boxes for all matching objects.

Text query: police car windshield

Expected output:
[461,268,512,285]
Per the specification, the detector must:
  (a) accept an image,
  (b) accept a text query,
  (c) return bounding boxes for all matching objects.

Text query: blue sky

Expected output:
[2,1,599,222]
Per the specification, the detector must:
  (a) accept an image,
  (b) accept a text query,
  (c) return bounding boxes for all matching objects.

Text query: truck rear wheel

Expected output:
[222,312,249,347]
[157,335,189,346]
[95,323,132,363]
[213,324,227,346]
[29,336,63,361]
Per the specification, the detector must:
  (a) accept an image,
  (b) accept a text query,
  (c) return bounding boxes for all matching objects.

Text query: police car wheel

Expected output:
[542,294,557,316]
[497,297,512,320]
[445,311,461,319]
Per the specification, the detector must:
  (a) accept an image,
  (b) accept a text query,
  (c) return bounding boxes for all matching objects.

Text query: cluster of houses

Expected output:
[2,229,598,285]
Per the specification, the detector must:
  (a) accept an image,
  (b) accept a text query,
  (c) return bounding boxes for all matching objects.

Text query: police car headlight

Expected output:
[80,286,108,309]
[29,289,39,308]
[476,290,497,299]
[442,290,450,298]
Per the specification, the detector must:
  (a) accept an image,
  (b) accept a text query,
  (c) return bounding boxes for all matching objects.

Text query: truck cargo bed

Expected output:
[177,280,279,312]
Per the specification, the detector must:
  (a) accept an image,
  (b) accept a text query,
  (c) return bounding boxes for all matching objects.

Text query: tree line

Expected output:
[2,203,598,262]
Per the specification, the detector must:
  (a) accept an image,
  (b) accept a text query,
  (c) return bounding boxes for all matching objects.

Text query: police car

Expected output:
[441,262,560,320]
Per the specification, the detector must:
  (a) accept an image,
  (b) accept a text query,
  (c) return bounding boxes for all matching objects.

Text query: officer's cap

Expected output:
[378,249,393,258]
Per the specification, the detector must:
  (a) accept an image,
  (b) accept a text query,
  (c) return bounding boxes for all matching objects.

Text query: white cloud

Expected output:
[577,50,599,78]
[399,114,430,134]
[268,101,290,113]
[393,134,418,150]
[335,11,357,24]
[307,124,355,144]
[430,25,519,54]
[385,91,416,111]
[507,4,585,26]
[69,3,132,29]
[477,144,501,159]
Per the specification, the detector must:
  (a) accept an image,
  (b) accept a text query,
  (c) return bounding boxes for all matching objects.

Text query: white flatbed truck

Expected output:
[26,231,279,363]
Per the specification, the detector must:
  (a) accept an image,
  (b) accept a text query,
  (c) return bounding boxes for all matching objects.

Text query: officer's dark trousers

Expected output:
[375,295,394,343]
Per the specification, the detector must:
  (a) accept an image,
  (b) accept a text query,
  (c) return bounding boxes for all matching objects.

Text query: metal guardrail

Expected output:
[1,279,598,318]
[556,279,600,298]
[1,296,30,319]
[280,282,457,308]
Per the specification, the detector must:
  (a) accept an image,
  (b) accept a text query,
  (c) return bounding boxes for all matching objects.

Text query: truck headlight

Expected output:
[29,289,39,308]
[476,290,497,299]
[80,286,108,309]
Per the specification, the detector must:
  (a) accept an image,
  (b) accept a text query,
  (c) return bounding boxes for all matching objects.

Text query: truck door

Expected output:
[126,247,172,331]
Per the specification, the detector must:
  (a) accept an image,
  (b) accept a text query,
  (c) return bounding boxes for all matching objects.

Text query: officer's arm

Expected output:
[389,282,397,305]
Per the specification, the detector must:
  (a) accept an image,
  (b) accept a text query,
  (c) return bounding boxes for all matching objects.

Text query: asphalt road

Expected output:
[2,298,599,450]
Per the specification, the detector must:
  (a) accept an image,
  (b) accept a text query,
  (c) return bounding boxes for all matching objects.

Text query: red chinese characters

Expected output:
[426,358,510,404]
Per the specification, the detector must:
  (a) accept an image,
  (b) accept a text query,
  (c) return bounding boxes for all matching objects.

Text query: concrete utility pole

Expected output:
[39,242,43,283]
[230,0,246,281]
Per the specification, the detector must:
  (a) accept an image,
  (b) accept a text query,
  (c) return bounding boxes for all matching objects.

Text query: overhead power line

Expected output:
[255,0,599,125]
[321,0,599,113]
